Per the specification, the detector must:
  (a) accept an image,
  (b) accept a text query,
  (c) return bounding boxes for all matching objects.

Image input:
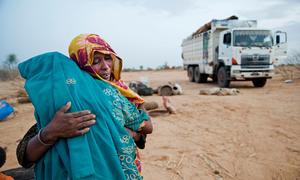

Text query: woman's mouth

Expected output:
[100,72,110,80]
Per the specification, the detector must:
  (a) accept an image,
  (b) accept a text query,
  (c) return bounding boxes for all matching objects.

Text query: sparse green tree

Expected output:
[3,54,18,70]
[0,54,19,81]
[139,65,144,71]
[163,61,170,69]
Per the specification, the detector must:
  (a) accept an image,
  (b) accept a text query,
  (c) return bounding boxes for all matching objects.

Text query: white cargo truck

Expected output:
[181,16,288,87]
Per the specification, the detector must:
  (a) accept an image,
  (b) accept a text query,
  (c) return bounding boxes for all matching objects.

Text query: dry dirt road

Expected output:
[0,69,300,180]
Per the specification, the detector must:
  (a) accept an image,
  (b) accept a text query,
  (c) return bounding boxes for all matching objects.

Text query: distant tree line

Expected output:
[0,54,19,81]
[123,61,183,72]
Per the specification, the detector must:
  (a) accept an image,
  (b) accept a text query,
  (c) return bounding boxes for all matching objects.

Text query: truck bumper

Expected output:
[230,65,274,80]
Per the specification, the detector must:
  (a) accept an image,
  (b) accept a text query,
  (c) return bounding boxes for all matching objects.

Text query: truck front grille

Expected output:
[241,54,270,69]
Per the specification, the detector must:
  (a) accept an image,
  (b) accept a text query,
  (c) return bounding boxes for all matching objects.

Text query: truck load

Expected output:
[181,15,288,87]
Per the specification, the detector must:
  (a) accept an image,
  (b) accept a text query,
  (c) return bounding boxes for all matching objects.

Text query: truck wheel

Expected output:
[194,66,201,83]
[212,74,218,82]
[200,74,208,83]
[194,66,208,83]
[217,66,230,87]
[188,66,195,82]
[252,78,267,87]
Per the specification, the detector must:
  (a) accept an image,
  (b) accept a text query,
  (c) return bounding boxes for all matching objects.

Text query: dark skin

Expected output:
[26,102,96,162]
[25,52,153,163]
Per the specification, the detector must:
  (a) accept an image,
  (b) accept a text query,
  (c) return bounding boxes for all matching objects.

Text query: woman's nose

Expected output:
[100,60,109,69]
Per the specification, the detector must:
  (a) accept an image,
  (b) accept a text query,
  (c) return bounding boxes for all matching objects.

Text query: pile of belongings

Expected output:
[129,81,154,96]
[199,87,240,96]
[157,82,183,96]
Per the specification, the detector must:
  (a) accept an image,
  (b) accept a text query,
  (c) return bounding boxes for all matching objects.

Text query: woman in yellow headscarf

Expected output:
[68,33,150,172]
[68,33,144,105]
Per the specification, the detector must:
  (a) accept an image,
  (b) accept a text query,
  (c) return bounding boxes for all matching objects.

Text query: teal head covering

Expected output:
[18,52,144,180]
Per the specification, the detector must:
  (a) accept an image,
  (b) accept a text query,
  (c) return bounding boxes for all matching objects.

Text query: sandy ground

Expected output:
[0,69,300,180]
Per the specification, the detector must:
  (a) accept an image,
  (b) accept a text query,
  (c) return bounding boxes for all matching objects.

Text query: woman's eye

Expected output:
[93,59,100,64]
[104,55,112,61]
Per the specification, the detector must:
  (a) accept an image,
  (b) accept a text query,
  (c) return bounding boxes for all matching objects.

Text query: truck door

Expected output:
[218,31,232,65]
[273,31,288,64]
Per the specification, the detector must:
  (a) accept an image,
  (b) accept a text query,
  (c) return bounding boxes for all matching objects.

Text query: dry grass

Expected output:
[274,64,300,80]
[0,69,19,81]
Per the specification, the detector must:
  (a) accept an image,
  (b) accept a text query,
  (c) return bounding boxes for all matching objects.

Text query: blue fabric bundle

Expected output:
[18,52,143,180]
[0,100,14,121]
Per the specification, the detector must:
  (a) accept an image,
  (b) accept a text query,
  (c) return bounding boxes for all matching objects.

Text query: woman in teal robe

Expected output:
[18,34,151,180]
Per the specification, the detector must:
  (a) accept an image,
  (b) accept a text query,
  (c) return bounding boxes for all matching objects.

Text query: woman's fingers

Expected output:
[74,113,96,123]
[75,127,90,136]
[58,102,93,119]
[52,105,96,138]
[59,101,72,113]
[76,119,96,129]
[65,110,92,118]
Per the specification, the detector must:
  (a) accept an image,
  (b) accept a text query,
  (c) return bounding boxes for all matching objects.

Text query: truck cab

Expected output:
[217,28,287,87]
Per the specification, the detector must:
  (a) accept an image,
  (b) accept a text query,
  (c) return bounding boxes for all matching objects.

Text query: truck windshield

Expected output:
[233,30,273,47]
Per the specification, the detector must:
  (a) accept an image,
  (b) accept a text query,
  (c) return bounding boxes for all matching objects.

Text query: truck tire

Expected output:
[194,66,201,83]
[194,66,208,83]
[200,74,208,83]
[188,66,195,82]
[212,74,218,82]
[252,78,267,87]
[217,66,230,87]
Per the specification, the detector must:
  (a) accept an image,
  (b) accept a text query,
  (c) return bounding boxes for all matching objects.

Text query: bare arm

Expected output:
[23,102,96,163]
[137,103,153,135]
[138,119,153,134]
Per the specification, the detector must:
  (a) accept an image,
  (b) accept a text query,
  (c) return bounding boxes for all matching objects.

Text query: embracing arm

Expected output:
[137,103,153,134]
[123,102,153,150]
[16,124,38,168]
[16,102,96,167]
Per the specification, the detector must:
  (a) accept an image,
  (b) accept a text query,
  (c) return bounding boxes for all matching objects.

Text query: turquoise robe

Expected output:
[18,52,144,180]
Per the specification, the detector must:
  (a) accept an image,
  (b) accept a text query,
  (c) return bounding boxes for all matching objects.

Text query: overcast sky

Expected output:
[0,0,299,68]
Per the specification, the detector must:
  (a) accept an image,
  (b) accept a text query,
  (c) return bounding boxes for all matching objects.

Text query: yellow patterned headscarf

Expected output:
[68,34,144,105]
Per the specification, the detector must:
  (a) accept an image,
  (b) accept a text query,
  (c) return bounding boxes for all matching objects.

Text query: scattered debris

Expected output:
[2,167,34,180]
[148,110,170,117]
[17,89,28,98]
[199,88,240,96]
[5,98,18,107]
[129,81,154,96]
[16,88,31,104]
[148,96,176,117]
[143,101,159,111]
[198,153,235,180]
[17,97,31,104]
[157,82,183,96]
[129,81,183,97]
[284,79,293,83]
[0,100,14,121]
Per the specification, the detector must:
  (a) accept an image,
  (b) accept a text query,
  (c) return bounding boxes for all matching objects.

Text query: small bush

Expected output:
[0,69,19,81]
[275,64,300,80]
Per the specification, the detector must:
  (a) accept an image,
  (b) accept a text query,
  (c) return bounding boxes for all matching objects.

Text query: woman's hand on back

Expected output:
[41,102,96,144]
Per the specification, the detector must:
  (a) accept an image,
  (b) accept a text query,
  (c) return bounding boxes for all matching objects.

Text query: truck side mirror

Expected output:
[223,33,231,45]
[275,31,287,45]
[276,35,280,44]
